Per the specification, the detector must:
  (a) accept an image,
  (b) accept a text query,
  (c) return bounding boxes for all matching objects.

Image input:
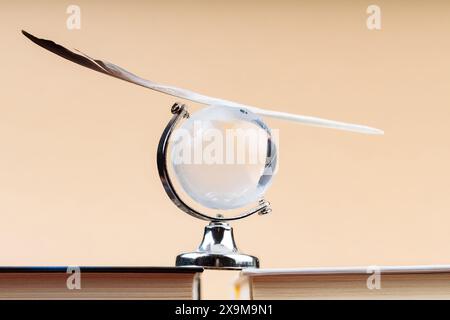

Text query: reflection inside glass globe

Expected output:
[170,105,277,210]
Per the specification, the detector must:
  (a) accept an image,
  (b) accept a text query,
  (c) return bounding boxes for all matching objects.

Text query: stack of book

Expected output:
[1,265,450,299]
[235,265,450,299]
[0,267,202,300]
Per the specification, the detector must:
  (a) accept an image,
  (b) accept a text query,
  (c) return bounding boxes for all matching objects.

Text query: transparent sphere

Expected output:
[170,105,277,210]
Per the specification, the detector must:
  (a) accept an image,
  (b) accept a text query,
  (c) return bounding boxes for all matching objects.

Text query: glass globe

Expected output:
[170,105,277,210]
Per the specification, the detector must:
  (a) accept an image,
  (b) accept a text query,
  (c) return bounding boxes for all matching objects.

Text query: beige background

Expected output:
[1,0,450,298]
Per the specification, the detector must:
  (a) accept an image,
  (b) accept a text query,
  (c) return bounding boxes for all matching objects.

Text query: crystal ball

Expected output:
[170,105,277,210]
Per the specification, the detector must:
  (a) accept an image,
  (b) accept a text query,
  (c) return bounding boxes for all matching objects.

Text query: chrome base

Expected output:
[176,222,259,270]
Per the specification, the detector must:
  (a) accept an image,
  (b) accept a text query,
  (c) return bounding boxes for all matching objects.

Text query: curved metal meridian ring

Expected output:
[157,103,271,222]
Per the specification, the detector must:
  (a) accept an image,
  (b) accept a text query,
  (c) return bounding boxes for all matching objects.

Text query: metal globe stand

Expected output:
[176,222,260,269]
[157,103,272,269]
